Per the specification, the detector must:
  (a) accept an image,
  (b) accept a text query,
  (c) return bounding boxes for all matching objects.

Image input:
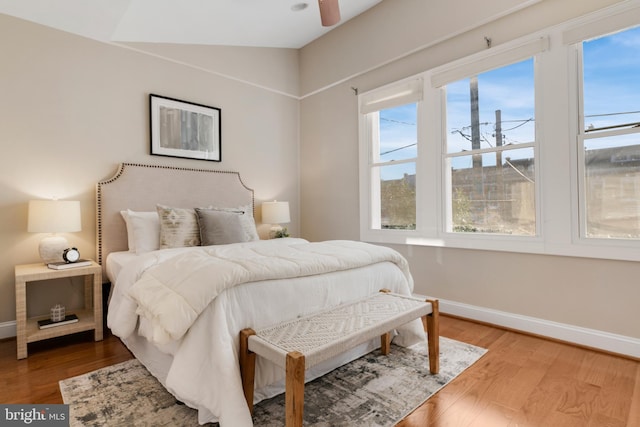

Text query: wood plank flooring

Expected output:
[0,317,637,426]
[398,317,640,427]
[0,332,132,405]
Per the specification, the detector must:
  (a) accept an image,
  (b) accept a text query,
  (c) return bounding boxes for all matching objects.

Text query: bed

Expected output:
[97,163,425,426]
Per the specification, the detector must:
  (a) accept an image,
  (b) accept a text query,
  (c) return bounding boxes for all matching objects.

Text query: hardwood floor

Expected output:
[0,331,133,405]
[398,317,640,427]
[0,317,637,426]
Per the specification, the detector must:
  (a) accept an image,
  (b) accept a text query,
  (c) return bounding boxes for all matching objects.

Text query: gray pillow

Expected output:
[205,205,259,241]
[195,208,252,245]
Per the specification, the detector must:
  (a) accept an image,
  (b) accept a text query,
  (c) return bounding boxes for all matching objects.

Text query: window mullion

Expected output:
[445,141,535,159]
[371,158,417,168]
[582,126,640,140]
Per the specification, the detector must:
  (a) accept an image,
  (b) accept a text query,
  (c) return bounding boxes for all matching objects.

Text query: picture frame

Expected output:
[150,94,221,162]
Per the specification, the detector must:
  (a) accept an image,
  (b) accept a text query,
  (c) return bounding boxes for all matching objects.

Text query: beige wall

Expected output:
[300,0,541,95]
[0,14,300,323]
[299,0,640,339]
[2,0,638,346]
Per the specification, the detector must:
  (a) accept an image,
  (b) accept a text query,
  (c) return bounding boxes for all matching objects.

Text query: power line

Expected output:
[481,133,495,148]
[380,117,416,126]
[451,129,472,142]
[380,142,417,156]
[501,118,533,132]
[382,109,640,156]
[450,110,640,134]
[457,122,490,131]
[586,110,640,118]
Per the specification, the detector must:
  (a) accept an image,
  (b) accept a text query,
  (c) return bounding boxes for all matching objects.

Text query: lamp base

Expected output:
[39,236,69,263]
[269,225,289,239]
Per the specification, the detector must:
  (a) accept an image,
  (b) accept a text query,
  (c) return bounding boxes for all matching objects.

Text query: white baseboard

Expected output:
[0,321,16,340]
[425,297,640,359]
[2,299,638,359]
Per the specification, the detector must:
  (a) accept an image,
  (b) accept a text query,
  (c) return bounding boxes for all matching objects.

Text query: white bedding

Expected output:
[105,250,139,283]
[107,238,424,426]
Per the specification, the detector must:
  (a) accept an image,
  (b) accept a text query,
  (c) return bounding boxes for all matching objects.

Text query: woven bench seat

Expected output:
[239,289,439,427]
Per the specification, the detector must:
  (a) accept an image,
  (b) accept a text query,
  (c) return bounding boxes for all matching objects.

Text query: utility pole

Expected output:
[495,109,504,219]
[470,76,484,221]
[495,109,502,167]
[470,76,481,168]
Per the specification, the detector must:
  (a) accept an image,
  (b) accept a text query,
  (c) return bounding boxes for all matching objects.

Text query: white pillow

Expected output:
[120,210,160,254]
[120,210,137,252]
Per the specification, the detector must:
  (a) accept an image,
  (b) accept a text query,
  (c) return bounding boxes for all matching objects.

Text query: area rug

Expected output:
[60,336,486,426]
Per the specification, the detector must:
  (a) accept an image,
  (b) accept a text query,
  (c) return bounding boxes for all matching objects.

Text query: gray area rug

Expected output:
[60,336,486,426]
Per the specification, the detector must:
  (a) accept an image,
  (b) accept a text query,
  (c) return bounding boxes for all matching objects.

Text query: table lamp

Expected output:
[262,201,290,238]
[28,200,81,263]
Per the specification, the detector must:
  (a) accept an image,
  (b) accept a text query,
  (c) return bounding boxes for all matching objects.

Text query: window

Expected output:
[443,59,536,235]
[376,104,417,230]
[579,25,640,239]
[360,79,422,232]
[359,2,640,261]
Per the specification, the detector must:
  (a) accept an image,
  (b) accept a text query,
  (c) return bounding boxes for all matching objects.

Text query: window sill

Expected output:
[361,229,640,262]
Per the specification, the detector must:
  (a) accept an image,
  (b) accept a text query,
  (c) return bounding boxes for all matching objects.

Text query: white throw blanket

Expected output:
[127,239,413,345]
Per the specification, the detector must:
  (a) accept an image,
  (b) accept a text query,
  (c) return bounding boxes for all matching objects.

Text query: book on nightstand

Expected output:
[47,260,92,270]
[37,314,79,329]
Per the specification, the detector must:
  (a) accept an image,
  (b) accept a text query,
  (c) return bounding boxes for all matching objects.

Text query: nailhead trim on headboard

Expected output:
[96,163,255,275]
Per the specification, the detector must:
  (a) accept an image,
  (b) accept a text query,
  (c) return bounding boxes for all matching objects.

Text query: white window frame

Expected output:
[566,9,640,252]
[358,77,423,237]
[358,1,640,261]
[436,52,542,239]
[430,39,546,253]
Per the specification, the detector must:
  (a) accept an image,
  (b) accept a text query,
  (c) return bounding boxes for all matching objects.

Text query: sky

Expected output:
[445,58,534,168]
[377,24,640,177]
[582,25,640,151]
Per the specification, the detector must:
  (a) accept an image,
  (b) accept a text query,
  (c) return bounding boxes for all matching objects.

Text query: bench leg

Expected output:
[379,289,392,356]
[286,351,305,427]
[380,331,391,355]
[239,328,257,414]
[424,299,440,374]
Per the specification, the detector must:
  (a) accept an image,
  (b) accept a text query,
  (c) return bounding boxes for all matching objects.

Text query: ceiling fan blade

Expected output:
[318,0,341,27]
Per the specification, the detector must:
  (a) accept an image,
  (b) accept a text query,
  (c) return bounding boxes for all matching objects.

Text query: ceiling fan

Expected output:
[318,0,341,26]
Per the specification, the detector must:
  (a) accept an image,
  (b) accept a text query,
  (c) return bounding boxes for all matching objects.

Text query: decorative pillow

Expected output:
[195,209,250,245]
[157,205,200,249]
[120,210,160,254]
[207,204,259,241]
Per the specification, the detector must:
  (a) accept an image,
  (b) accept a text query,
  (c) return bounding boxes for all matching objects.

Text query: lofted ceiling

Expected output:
[0,0,383,49]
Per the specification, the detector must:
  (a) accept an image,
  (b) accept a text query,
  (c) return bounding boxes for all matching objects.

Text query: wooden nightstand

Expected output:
[15,260,103,359]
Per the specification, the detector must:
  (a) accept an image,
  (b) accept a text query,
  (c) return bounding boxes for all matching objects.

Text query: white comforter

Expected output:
[108,238,423,426]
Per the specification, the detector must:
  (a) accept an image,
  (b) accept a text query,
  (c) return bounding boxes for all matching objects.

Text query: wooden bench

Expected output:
[239,289,439,427]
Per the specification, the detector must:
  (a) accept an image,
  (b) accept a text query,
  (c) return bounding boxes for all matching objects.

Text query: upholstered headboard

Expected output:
[96,163,254,279]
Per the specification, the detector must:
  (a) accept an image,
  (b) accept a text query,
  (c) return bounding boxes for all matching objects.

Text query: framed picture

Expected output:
[150,94,221,162]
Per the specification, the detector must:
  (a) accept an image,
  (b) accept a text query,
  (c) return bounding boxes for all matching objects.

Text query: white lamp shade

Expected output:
[262,201,290,225]
[28,200,81,233]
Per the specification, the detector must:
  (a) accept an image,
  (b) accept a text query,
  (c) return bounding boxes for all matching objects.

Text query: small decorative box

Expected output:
[51,304,66,322]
